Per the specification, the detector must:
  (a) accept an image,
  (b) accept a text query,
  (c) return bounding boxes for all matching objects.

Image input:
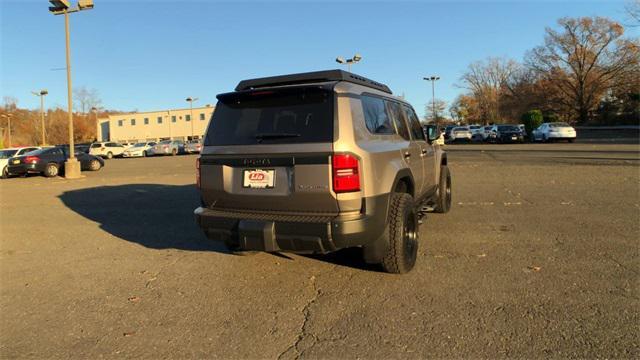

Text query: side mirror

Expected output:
[425,125,439,142]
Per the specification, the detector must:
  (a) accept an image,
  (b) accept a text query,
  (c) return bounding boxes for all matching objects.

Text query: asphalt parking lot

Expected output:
[1,143,638,358]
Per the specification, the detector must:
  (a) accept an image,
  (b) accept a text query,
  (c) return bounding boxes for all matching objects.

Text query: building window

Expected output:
[157,116,162,124]
[118,120,124,127]
[200,113,205,120]
[144,117,149,125]
[131,118,136,126]
[185,114,191,122]
[171,116,177,123]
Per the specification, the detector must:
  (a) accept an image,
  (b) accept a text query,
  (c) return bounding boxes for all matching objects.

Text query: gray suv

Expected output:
[195,70,451,273]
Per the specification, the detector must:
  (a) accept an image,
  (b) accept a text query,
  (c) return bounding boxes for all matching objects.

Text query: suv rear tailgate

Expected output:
[200,144,338,214]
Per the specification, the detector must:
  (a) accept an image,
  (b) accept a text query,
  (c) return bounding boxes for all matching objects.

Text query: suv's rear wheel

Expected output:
[381,193,418,274]
[434,166,452,213]
[106,151,113,159]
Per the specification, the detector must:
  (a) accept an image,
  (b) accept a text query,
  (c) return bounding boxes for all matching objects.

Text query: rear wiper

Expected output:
[255,133,301,142]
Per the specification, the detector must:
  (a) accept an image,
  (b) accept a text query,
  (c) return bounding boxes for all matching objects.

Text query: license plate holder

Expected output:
[243,169,275,189]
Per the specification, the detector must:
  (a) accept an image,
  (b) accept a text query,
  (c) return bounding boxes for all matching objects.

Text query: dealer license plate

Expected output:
[243,169,275,189]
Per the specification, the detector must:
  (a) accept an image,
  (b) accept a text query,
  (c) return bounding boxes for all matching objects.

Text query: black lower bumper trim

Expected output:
[194,194,389,254]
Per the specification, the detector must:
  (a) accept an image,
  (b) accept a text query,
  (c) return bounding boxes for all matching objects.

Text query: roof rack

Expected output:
[235,69,392,94]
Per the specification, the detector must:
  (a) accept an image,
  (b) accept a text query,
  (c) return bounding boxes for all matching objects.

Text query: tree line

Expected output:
[0,87,111,147]
[447,15,639,126]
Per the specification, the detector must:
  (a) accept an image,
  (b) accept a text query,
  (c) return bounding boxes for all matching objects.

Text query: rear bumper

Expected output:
[548,133,576,139]
[7,163,43,175]
[194,194,389,254]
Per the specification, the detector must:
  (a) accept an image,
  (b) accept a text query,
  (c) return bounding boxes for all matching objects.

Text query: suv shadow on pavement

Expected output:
[58,184,228,253]
[58,183,383,271]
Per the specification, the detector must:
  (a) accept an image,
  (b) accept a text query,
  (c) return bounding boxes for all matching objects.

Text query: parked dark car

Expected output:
[6,146,104,177]
[491,124,524,143]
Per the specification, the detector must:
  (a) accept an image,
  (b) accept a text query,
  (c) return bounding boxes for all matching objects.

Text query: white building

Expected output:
[97,105,215,142]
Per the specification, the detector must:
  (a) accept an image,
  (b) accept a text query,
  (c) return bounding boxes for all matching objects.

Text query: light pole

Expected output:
[32,90,49,145]
[423,76,440,126]
[185,97,198,140]
[336,54,362,72]
[49,0,94,179]
[90,106,99,141]
[1,114,13,147]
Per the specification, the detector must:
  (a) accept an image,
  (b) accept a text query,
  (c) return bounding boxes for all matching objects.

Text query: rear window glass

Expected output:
[0,150,18,159]
[205,87,334,146]
[362,95,394,135]
[387,101,410,141]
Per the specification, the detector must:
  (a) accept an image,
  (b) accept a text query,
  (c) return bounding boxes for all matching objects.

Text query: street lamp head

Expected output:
[78,0,94,10]
[352,53,362,62]
[336,57,346,64]
[41,90,49,96]
[49,0,71,12]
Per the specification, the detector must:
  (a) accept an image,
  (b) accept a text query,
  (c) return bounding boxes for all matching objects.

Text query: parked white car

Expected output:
[1,146,42,178]
[122,142,156,157]
[481,125,494,141]
[532,122,577,143]
[89,142,126,159]
[449,126,472,142]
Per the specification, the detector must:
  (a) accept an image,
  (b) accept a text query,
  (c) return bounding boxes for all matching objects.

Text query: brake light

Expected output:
[196,157,201,188]
[332,154,360,193]
[24,156,40,164]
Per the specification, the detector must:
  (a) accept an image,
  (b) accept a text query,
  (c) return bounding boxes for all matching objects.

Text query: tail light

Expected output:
[24,156,40,164]
[196,157,201,188]
[332,154,360,193]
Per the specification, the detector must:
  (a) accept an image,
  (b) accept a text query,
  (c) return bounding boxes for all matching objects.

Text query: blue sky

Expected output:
[1,0,635,118]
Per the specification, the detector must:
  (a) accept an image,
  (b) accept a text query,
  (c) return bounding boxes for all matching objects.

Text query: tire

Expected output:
[89,159,101,171]
[1,166,8,179]
[44,163,59,178]
[568,138,575,143]
[106,152,113,160]
[434,166,452,214]
[381,193,419,274]
[143,151,147,157]
[171,148,177,156]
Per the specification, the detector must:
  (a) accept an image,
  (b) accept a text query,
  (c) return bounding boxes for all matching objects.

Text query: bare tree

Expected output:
[625,0,640,26]
[526,17,639,124]
[424,99,447,124]
[73,86,102,114]
[459,57,520,123]
[3,96,18,111]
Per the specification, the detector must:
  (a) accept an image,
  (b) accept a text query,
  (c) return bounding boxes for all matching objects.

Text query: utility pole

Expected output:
[186,97,198,140]
[423,76,440,126]
[32,90,49,145]
[1,114,13,147]
[49,0,94,179]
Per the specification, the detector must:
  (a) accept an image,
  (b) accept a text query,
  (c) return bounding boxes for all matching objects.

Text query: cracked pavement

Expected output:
[1,143,638,358]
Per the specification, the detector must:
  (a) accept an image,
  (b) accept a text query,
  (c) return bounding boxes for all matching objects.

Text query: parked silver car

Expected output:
[184,140,202,154]
[148,139,185,156]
